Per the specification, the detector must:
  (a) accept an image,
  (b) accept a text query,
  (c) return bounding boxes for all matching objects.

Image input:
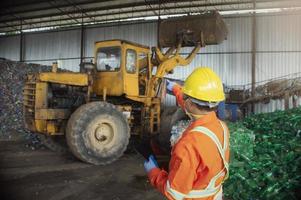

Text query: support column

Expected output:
[157,0,161,48]
[19,21,24,62]
[80,24,85,64]
[251,0,257,113]
[292,95,297,108]
[80,15,85,72]
[284,92,290,110]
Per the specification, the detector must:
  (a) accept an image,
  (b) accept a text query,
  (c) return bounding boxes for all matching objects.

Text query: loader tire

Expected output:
[160,106,178,135]
[157,107,188,154]
[170,108,188,127]
[38,134,68,153]
[66,102,130,165]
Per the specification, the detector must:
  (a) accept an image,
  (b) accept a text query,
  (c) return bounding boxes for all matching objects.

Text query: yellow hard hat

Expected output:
[182,67,225,102]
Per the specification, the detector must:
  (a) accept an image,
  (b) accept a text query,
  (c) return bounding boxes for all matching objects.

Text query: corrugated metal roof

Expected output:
[1,0,301,34]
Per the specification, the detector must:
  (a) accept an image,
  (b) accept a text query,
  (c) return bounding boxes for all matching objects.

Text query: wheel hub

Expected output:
[94,123,114,145]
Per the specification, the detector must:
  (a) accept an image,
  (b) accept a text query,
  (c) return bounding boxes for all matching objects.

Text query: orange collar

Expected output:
[187,111,218,131]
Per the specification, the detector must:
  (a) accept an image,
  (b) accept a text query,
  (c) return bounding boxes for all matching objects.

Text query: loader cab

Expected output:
[93,40,151,98]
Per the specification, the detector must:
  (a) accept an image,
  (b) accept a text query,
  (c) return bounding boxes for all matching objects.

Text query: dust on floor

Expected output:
[0,140,165,200]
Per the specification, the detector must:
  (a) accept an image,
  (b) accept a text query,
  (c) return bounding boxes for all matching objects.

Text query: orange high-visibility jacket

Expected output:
[148,85,230,200]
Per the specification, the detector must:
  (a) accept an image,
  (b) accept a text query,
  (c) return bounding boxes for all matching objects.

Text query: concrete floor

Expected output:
[0,140,165,200]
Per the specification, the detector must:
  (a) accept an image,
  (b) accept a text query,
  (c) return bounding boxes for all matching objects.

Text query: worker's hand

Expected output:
[144,155,159,173]
[166,80,176,92]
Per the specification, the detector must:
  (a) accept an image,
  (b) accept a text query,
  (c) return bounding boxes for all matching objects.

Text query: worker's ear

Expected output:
[184,98,193,111]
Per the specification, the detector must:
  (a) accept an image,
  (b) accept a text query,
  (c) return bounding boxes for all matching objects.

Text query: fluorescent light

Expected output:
[220,7,301,15]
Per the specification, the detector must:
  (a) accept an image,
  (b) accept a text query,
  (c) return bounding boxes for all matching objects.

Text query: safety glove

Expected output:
[144,155,159,173]
[166,80,176,93]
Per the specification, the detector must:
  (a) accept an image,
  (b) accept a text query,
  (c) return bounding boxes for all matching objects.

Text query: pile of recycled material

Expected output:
[0,59,51,147]
[224,107,301,200]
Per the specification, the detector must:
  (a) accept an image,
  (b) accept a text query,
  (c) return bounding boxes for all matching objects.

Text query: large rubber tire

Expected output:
[38,134,68,153]
[170,108,188,127]
[160,107,188,135]
[160,106,177,135]
[157,107,188,154]
[66,102,130,165]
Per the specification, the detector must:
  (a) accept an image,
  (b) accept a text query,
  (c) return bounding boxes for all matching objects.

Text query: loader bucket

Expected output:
[158,11,228,47]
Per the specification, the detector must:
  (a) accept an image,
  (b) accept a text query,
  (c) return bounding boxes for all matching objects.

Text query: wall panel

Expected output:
[24,29,81,71]
[0,14,300,112]
[0,35,20,61]
[257,14,301,51]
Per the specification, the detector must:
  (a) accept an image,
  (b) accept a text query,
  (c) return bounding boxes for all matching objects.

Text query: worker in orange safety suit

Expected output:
[144,67,230,200]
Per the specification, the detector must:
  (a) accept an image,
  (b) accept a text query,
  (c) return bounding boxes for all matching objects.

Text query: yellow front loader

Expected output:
[23,11,228,164]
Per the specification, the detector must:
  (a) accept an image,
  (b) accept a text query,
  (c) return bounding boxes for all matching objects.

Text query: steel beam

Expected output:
[251,0,257,113]
[0,0,252,23]
[0,0,295,30]
[0,0,50,10]
[0,0,113,16]
[47,1,80,24]
[1,0,298,33]
[0,1,256,29]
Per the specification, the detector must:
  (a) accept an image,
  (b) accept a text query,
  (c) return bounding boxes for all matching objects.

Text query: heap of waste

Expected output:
[225,107,301,200]
[0,59,51,147]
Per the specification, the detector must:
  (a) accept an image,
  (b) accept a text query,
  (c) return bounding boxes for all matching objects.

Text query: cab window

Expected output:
[126,49,136,73]
[96,47,121,71]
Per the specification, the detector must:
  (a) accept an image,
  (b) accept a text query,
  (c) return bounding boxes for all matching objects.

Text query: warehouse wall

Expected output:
[254,14,301,113]
[0,14,300,113]
[256,14,301,80]
[23,29,82,71]
[0,35,20,61]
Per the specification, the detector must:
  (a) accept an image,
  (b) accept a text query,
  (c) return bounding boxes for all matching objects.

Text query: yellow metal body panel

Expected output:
[93,71,124,95]
[35,82,48,108]
[39,72,88,86]
[93,41,124,96]
[47,122,64,135]
[93,40,150,97]
[31,81,73,134]
[35,109,71,120]
[34,82,48,133]
[35,119,47,133]
[47,122,57,134]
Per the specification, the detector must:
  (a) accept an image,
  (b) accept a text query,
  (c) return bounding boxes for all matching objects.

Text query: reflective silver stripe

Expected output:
[219,121,229,180]
[166,122,228,199]
[166,181,185,200]
[185,185,221,198]
[213,187,223,200]
[220,121,228,152]
[191,122,229,176]
[191,126,229,172]
[167,180,222,199]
